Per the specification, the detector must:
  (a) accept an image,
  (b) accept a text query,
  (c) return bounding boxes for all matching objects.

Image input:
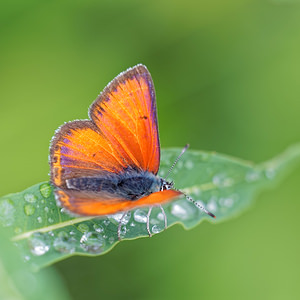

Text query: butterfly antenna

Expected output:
[164,144,190,180]
[184,193,216,219]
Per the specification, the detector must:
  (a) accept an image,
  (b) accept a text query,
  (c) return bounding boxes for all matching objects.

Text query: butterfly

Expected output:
[50,64,215,239]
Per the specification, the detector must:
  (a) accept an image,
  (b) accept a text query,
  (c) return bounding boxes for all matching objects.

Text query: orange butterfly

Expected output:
[50,64,215,239]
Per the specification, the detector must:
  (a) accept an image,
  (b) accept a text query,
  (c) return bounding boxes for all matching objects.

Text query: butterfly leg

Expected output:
[146,206,153,237]
[117,211,128,241]
[159,205,168,230]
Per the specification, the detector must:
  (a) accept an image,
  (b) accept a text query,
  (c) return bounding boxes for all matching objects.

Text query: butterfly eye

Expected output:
[160,179,174,191]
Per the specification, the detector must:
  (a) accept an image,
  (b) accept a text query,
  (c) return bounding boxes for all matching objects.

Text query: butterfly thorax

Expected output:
[66,170,164,201]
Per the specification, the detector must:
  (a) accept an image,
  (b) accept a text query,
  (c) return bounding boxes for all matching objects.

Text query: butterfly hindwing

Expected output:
[50,121,128,188]
[56,188,182,216]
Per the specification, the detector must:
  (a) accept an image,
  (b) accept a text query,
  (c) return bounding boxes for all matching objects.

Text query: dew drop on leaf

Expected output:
[156,212,164,221]
[118,225,127,238]
[39,183,52,198]
[206,198,218,212]
[265,167,276,179]
[14,227,22,234]
[219,197,234,208]
[122,212,131,224]
[24,193,37,203]
[77,223,89,233]
[109,212,131,225]
[152,224,163,234]
[212,173,234,187]
[54,231,76,253]
[24,204,35,216]
[0,198,15,227]
[171,201,194,220]
[103,219,110,226]
[28,233,50,256]
[185,160,194,170]
[93,223,104,233]
[108,237,115,244]
[200,153,210,161]
[80,232,105,254]
[133,209,148,223]
[60,207,68,214]
[245,170,261,182]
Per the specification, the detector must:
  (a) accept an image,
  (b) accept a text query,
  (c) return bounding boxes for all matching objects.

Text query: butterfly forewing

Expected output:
[90,65,160,174]
[50,65,160,191]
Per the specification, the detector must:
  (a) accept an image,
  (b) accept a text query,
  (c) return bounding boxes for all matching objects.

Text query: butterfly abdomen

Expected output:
[66,171,161,201]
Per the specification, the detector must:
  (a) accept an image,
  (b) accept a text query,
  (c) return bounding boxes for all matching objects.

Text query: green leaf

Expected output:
[1,145,300,270]
[0,225,71,300]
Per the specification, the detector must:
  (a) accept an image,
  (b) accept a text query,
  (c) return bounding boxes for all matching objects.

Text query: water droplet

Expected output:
[24,204,35,216]
[185,160,194,170]
[54,231,76,253]
[109,212,123,222]
[77,223,89,233]
[193,188,201,196]
[207,197,218,212]
[265,167,276,179]
[109,212,131,225]
[14,227,22,234]
[152,225,163,234]
[245,170,261,182]
[133,209,147,223]
[37,217,42,223]
[28,233,50,256]
[159,170,166,176]
[24,255,30,261]
[80,232,105,253]
[150,218,159,225]
[103,219,110,226]
[48,217,54,223]
[157,212,164,221]
[118,225,127,237]
[0,199,15,227]
[130,222,136,227]
[24,193,37,203]
[212,174,234,187]
[219,197,234,207]
[200,153,210,161]
[44,207,49,213]
[60,207,67,214]
[39,183,52,198]
[171,201,194,220]
[93,224,104,233]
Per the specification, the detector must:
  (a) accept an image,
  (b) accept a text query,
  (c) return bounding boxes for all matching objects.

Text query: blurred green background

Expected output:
[1,0,300,299]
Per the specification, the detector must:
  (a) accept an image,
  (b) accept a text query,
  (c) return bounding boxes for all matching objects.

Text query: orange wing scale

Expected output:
[56,189,182,216]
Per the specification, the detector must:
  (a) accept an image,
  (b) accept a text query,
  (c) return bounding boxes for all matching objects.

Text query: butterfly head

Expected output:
[160,178,174,191]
